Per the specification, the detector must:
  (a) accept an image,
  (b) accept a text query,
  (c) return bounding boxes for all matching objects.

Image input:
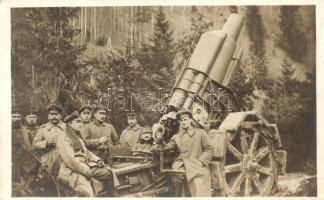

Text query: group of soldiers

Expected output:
[12,102,215,197]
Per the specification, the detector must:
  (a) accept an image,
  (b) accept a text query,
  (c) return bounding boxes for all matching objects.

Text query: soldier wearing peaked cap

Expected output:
[33,103,66,173]
[164,109,214,197]
[79,105,92,125]
[57,111,115,196]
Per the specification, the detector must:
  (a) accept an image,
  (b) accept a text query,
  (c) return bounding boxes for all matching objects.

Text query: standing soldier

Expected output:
[79,105,92,125]
[81,106,119,156]
[33,103,65,173]
[57,111,115,197]
[12,106,23,182]
[21,109,39,151]
[164,109,214,197]
[119,112,142,148]
[12,106,22,130]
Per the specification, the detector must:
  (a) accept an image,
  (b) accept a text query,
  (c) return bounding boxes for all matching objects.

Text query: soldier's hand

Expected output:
[85,171,93,179]
[99,136,108,144]
[46,140,56,148]
[97,160,105,167]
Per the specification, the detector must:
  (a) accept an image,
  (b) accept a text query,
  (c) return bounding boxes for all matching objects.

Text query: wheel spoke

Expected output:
[252,175,263,194]
[249,131,260,154]
[257,165,273,176]
[231,172,245,193]
[240,130,249,154]
[225,163,242,173]
[256,147,269,161]
[244,176,252,196]
[226,142,243,161]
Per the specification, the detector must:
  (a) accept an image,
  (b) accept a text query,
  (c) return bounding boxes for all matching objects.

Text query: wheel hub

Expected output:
[242,154,259,173]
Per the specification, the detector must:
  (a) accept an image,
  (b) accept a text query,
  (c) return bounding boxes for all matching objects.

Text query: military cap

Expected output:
[142,125,153,134]
[47,103,64,113]
[176,109,193,119]
[126,111,137,117]
[12,106,21,114]
[79,105,92,113]
[92,106,106,113]
[23,109,38,117]
[64,111,80,123]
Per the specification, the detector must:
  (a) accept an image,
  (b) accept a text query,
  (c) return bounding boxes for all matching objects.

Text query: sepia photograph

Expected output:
[1,1,321,198]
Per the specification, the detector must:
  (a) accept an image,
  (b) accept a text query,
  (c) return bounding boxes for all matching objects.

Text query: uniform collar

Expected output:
[127,124,140,131]
[47,121,65,131]
[180,128,195,137]
[93,119,105,126]
[24,125,38,130]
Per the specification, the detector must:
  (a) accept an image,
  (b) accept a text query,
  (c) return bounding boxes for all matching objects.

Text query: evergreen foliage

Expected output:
[278,6,307,63]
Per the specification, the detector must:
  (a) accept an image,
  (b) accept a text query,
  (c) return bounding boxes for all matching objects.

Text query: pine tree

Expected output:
[245,6,266,58]
[135,7,175,89]
[149,7,174,72]
[278,6,307,63]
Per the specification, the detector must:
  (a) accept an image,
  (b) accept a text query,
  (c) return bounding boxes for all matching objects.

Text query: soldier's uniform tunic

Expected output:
[33,121,66,173]
[166,128,214,197]
[21,125,39,151]
[119,124,142,148]
[80,120,119,155]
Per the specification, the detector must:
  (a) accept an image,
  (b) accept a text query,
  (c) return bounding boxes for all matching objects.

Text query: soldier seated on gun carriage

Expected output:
[131,126,155,158]
[57,111,116,197]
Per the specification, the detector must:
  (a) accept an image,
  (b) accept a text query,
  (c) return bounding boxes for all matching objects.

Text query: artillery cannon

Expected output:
[157,13,287,196]
[97,13,287,197]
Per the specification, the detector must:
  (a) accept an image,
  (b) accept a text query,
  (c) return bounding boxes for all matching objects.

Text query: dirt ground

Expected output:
[272,173,317,196]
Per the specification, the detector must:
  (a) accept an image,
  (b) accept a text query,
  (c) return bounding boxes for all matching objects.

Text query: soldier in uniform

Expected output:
[79,105,92,125]
[119,112,142,148]
[57,111,115,197]
[12,107,24,182]
[21,109,39,151]
[12,106,22,130]
[33,103,65,173]
[164,109,214,197]
[132,126,155,157]
[80,106,119,156]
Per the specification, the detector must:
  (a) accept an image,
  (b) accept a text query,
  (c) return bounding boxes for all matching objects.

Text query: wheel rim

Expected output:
[224,128,276,196]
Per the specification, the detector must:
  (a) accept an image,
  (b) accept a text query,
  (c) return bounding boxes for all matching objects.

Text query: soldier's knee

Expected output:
[76,185,94,197]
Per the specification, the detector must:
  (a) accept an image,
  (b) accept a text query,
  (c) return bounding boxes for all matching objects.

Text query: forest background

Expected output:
[11,6,316,173]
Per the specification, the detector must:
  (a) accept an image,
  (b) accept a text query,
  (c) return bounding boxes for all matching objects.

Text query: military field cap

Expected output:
[12,106,21,114]
[92,106,106,113]
[176,109,193,119]
[79,105,92,113]
[126,111,137,117]
[24,109,38,116]
[64,111,80,123]
[142,125,153,134]
[47,103,64,113]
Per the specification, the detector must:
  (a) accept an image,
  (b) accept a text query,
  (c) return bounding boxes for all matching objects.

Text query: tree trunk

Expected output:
[80,7,83,43]
[85,7,87,42]
[94,7,96,41]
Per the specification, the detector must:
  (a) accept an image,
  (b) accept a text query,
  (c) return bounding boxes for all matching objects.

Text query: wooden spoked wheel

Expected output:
[224,127,276,196]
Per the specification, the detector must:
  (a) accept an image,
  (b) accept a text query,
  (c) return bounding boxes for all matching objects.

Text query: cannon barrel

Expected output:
[169,14,244,111]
